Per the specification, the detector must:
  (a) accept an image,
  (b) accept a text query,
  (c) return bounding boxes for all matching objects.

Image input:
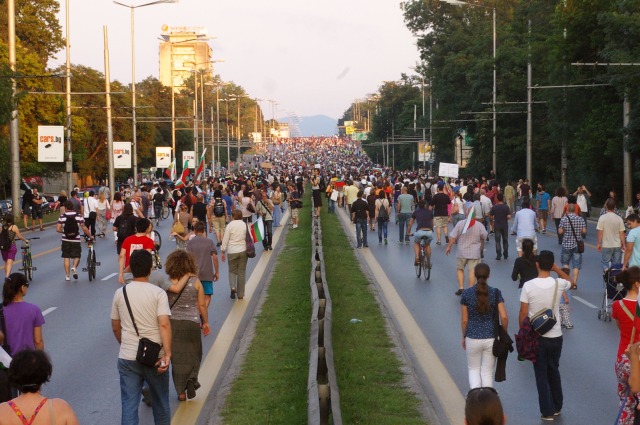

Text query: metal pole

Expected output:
[104,27,115,196]
[171,43,175,164]
[429,78,433,173]
[8,0,20,223]
[193,71,198,160]
[422,78,426,171]
[216,88,220,171]
[226,100,230,170]
[237,98,240,166]
[130,5,138,186]
[200,72,205,165]
[210,106,214,174]
[526,20,532,182]
[65,0,73,193]
[492,7,497,177]
[624,92,632,207]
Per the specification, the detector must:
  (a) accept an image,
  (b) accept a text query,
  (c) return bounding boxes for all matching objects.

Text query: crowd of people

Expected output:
[1,135,640,424]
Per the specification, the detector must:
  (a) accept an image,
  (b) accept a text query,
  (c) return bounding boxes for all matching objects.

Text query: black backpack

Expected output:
[212,198,225,217]
[63,214,80,239]
[117,216,136,242]
[319,177,327,193]
[0,226,10,251]
[378,199,389,220]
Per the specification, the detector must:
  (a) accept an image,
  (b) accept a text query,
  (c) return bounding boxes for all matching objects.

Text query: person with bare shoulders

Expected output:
[0,349,79,425]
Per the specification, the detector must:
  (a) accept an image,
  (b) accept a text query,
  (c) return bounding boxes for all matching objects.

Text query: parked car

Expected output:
[44,195,59,213]
[0,199,12,216]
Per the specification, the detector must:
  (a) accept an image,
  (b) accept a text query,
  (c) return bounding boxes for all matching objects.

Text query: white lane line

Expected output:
[42,307,57,316]
[572,296,598,309]
[102,272,118,281]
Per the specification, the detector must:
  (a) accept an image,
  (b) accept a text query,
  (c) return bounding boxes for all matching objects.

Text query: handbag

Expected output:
[105,209,112,220]
[123,286,162,368]
[245,222,256,258]
[567,214,585,253]
[171,213,185,235]
[530,279,559,335]
[246,202,256,214]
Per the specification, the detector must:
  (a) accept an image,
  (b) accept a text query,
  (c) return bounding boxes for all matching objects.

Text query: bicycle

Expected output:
[19,237,39,281]
[81,235,100,281]
[152,229,161,251]
[411,234,432,280]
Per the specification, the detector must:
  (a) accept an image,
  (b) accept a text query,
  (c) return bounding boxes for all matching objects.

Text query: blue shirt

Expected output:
[397,194,414,214]
[460,286,503,339]
[512,208,537,237]
[627,227,640,267]
[537,191,550,211]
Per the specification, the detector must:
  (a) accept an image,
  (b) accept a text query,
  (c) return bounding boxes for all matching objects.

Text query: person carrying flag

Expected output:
[446,207,488,295]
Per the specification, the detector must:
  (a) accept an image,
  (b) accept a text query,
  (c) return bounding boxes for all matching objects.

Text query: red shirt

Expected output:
[120,234,155,268]
[612,298,638,359]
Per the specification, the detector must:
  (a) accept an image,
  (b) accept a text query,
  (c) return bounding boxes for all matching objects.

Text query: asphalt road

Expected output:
[339,208,620,425]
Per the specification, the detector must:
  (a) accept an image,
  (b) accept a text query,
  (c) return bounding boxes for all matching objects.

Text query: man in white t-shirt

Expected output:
[111,250,172,424]
[519,250,572,421]
[596,198,626,271]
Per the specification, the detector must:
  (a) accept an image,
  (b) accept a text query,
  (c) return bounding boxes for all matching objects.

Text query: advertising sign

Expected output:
[182,151,196,169]
[438,162,459,178]
[113,142,132,169]
[156,147,172,168]
[37,126,64,162]
[418,141,431,162]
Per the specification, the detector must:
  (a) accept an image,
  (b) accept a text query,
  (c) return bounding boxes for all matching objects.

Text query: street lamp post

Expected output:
[441,0,496,175]
[113,0,178,187]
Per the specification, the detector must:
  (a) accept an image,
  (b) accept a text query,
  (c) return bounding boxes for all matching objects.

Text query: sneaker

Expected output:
[553,411,561,416]
[445,236,449,243]
[436,241,442,245]
[71,268,78,280]
[542,229,546,234]
[455,289,464,296]
[565,324,574,329]
[398,240,403,244]
[363,245,369,248]
[540,415,554,421]
[65,275,70,281]
[230,289,236,299]
[405,240,410,245]
[384,238,388,245]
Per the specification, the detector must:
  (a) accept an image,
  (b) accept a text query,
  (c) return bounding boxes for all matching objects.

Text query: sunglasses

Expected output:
[466,387,498,400]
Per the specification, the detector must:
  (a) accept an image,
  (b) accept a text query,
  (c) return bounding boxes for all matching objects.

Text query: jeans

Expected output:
[355,219,368,247]
[398,213,411,242]
[228,251,248,297]
[262,219,273,248]
[494,227,509,258]
[560,246,582,270]
[377,218,388,241]
[533,336,563,417]
[601,247,623,270]
[272,204,282,227]
[465,337,496,389]
[328,199,336,213]
[118,358,170,425]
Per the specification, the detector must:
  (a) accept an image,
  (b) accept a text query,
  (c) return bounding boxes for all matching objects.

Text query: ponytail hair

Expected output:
[3,273,27,306]
[616,266,640,291]
[474,263,491,314]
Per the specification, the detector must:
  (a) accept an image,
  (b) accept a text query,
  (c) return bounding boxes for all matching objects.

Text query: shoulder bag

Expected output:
[171,212,184,235]
[245,222,256,258]
[530,279,560,335]
[567,215,584,253]
[122,285,162,367]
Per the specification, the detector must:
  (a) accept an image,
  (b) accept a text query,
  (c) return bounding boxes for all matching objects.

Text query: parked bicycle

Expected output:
[82,235,100,281]
[411,234,432,280]
[19,237,39,281]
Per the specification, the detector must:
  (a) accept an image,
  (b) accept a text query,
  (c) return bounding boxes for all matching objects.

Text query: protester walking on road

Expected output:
[163,250,210,401]
[431,182,451,245]
[0,349,79,424]
[558,204,586,288]
[461,263,508,389]
[221,210,249,300]
[0,216,27,278]
[111,249,172,425]
[624,214,640,270]
[511,238,537,289]
[187,221,219,308]
[96,191,110,237]
[351,191,369,249]
[56,201,92,281]
[375,190,391,245]
[397,186,414,244]
[489,193,511,260]
[255,190,275,251]
[446,212,488,295]
[550,187,568,245]
[512,198,538,257]
[596,198,626,271]
[1,273,45,355]
[519,250,572,421]
[536,184,551,233]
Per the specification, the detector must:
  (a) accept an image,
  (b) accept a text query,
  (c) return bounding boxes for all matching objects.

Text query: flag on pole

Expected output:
[194,148,207,184]
[250,217,264,243]
[165,159,176,181]
[174,159,190,189]
[461,207,476,235]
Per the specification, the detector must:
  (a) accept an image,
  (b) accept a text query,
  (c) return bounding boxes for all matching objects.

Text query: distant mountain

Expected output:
[279,115,337,137]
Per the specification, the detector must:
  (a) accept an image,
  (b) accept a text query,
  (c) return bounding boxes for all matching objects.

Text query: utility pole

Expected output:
[526,20,532,183]
[104,27,115,195]
[65,0,73,193]
[8,0,20,223]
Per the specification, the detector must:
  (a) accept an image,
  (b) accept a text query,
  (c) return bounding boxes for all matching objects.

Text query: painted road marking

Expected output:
[0,247,60,271]
[42,307,57,316]
[102,272,118,281]
[572,296,598,309]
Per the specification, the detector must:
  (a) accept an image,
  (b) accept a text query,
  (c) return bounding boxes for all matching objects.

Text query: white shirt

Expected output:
[521,276,571,338]
[221,219,248,255]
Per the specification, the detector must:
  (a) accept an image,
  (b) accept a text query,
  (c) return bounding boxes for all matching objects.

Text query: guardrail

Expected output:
[307,213,342,425]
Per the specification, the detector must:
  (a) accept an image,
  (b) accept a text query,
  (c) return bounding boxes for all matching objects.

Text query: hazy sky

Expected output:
[52,0,419,120]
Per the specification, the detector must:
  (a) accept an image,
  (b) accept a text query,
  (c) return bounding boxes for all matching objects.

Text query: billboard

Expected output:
[37,126,64,162]
[418,141,431,162]
[113,142,132,169]
[182,151,196,169]
[156,147,172,168]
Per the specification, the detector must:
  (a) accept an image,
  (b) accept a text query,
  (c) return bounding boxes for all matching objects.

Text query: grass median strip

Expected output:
[321,211,425,424]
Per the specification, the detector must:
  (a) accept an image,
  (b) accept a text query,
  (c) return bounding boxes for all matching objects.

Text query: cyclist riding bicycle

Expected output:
[406,200,435,266]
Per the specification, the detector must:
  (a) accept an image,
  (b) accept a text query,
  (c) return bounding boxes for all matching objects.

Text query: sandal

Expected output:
[178,393,186,401]
[414,258,420,266]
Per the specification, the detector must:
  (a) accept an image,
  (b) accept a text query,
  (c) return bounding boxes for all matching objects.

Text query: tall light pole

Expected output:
[113,0,178,187]
[441,0,496,175]
[8,0,19,222]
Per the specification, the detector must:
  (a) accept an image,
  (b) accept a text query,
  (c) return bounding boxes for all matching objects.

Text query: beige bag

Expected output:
[171,213,185,234]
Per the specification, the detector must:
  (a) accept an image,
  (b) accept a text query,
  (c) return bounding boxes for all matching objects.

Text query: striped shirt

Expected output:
[57,212,85,243]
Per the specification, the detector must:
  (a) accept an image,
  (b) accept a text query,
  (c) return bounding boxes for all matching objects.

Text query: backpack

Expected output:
[63,214,80,239]
[378,200,389,220]
[319,177,326,193]
[213,198,225,217]
[117,216,136,242]
[0,226,11,251]
[153,192,164,206]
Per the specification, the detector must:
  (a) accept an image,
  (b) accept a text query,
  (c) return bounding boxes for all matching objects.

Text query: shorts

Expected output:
[31,207,43,219]
[201,280,213,296]
[61,241,82,259]
[561,246,582,270]
[538,210,548,221]
[291,208,299,219]
[434,216,448,228]
[1,244,17,262]
[457,257,480,271]
[516,236,537,252]
[22,206,31,216]
[211,216,226,234]
[413,230,433,244]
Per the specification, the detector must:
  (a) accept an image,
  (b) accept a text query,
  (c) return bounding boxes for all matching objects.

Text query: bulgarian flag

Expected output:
[165,158,176,181]
[174,159,190,189]
[250,217,264,243]
[461,207,476,234]
[194,149,207,184]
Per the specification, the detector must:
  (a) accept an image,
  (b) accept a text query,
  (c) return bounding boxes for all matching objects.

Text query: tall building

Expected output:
[159,25,212,92]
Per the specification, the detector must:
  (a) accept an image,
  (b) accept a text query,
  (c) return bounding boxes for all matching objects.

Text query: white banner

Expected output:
[156,147,172,168]
[113,142,132,169]
[37,126,64,162]
[182,151,196,169]
[438,162,459,178]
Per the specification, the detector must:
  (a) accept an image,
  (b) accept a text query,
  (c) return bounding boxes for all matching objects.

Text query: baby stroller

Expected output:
[598,263,625,322]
